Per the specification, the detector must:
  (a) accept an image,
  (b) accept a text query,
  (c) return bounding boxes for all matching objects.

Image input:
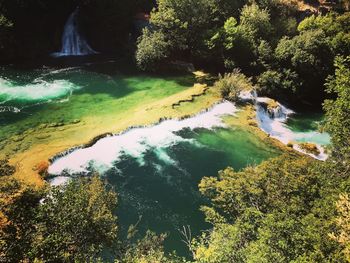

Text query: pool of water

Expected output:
[0,61,195,153]
[112,126,280,255]
[47,101,281,255]
[286,112,330,145]
[0,60,326,257]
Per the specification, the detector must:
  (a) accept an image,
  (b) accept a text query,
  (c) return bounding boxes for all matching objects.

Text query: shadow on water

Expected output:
[1,55,196,98]
[286,112,325,132]
[0,56,196,147]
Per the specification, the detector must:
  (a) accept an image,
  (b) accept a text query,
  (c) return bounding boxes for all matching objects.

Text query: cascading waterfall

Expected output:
[52,8,97,57]
[242,90,330,160]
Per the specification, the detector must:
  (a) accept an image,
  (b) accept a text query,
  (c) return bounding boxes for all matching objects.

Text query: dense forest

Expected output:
[1,0,350,262]
[0,0,349,105]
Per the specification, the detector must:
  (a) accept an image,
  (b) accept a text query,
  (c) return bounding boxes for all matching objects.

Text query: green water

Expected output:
[105,125,281,257]
[0,62,194,152]
[287,112,324,132]
[2,60,322,257]
[286,112,330,145]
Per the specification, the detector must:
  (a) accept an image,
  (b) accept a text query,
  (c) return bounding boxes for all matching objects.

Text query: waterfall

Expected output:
[255,96,329,160]
[238,90,329,160]
[52,8,97,57]
[255,97,294,143]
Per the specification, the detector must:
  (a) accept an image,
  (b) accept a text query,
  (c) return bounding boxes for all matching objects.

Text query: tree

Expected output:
[136,28,170,70]
[297,12,350,56]
[329,193,350,262]
[0,159,15,177]
[31,176,118,262]
[149,0,214,55]
[192,155,346,262]
[239,4,272,41]
[274,29,333,103]
[120,231,181,263]
[323,56,350,163]
[257,69,301,98]
[0,177,42,262]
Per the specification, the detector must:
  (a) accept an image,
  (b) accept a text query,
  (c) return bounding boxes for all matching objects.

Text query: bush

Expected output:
[193,155,348,262]
[216,70,253,101]
[31,176,118,262]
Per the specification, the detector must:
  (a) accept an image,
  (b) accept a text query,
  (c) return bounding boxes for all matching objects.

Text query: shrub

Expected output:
[216,70,253,101]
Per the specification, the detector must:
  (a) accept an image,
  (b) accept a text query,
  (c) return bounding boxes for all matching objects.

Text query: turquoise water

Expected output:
[1,61,326,257]
[0,62,194,153]
[286,112,330,145]
[104,126,280,256]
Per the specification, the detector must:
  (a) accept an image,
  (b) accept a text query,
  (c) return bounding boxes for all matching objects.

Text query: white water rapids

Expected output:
[254,96,329,161]
[48,101,238,177]
[48,94,330,184]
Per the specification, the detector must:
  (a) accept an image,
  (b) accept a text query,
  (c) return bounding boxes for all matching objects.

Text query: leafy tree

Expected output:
[329,193,350,262]
[297,12,350,56]
[30,176,118,262]
[150,0,214,56]
[119,231,181,263]
[275,29,331,74]
[136,28,170,70]
[0,177,42,262]
[239,4,272,41]
[256,40,274,68]
[0,160,15,177]
[257,69,301,97]
[323,56,350,163]
[192,155,347,262]
[205,4,274,71]
[275,29,333,103]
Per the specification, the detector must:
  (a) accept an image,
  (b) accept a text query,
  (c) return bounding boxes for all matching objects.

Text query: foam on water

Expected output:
[49,176,71,186]
[48,101,238,176]
[255,97,330,160]
[0,77,79,104]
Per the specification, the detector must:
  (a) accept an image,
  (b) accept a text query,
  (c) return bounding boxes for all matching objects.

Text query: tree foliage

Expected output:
[323,56,350,163]
[330,193,350,262]
[191,155,348,262]
[135,1,349,106]
[119,231,181,263]
[0,177,42,262]
[136,29,170,70]
[31,176,118,262]
[0,175,118,262]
